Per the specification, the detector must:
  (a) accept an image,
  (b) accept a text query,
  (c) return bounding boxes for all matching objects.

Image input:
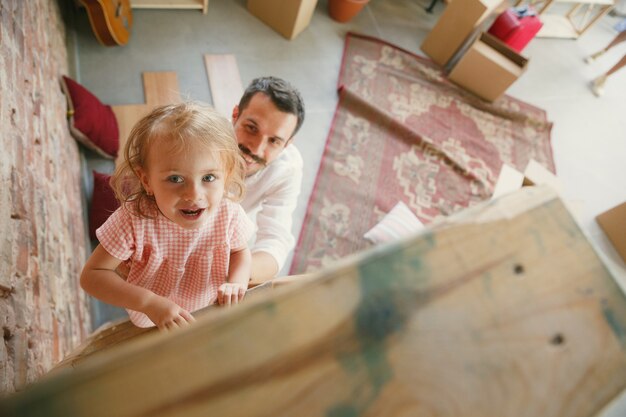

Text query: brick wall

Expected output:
[0,0,91,393]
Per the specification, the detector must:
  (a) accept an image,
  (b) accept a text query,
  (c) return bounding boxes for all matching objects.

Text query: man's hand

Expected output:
[250,251,279,283]
[217,282,247,306]
[143,293,196,331]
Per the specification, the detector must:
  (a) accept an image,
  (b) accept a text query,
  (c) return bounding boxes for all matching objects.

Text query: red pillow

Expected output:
[60,76,119,159]
[89,171,120,240]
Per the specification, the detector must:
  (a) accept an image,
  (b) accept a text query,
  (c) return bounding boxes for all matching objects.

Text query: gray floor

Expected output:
[71,1,626,408]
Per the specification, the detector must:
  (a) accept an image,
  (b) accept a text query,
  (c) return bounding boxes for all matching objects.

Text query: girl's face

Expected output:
[138,138,226,230]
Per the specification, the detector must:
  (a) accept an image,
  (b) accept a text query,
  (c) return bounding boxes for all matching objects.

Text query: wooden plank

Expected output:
[514,0,555,14]
[79,0,209,12]
[111,103,150,167]
[554,0,613,6]
[50,276,314,372]
[142,71,181,107]
[50,318,153,373]
[3,186,626,417]
[131,0,208,13]
[111,72,182,166]
[204,54,243,118]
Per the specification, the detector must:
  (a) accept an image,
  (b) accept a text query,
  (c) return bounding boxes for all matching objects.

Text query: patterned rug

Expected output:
[290,32,554,274]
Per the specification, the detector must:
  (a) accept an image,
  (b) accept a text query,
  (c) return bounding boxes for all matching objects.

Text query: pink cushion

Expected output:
[61,76,119,158]
[488,9,521,40]
[89,171,120,241]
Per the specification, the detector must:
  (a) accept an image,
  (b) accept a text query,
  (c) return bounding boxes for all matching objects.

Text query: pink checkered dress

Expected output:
[96,199,253,328]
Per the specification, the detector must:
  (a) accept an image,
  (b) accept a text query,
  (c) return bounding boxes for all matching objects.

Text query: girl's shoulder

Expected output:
[205,200,246,231]
[217,199,252,234]
[218,198,247,218]
[220,198,238,210]
[101,201,160,237]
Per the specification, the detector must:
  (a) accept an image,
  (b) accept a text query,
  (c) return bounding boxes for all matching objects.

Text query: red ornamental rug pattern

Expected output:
[290,32,554,274]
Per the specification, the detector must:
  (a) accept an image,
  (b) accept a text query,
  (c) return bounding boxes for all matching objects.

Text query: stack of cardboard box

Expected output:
[247,0,318,40]
[421,0,528,102]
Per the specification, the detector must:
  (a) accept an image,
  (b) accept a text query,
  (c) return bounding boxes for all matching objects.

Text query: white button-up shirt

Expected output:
[241,144,303,272]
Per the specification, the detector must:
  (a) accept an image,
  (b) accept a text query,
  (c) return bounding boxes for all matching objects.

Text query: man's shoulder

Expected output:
[243,145,303,200]
[277,144,303,168]
[253,145,302,180]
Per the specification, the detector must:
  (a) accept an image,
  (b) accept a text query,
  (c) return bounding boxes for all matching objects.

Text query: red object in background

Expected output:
[89,171,120,241]
[488,9,543,53]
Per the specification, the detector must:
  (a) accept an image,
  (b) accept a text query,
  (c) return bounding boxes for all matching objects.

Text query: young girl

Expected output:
[80,102,253,330]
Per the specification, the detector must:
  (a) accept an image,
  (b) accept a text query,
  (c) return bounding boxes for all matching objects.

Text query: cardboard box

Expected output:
[247,0,318,40]
[421,0,504,66]
[596,202,626,263]
[448,32,528,102]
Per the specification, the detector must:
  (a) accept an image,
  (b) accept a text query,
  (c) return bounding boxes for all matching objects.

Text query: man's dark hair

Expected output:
[238,76,305,138]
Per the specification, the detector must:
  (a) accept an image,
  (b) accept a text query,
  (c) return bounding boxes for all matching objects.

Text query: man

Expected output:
[231,77,305,282]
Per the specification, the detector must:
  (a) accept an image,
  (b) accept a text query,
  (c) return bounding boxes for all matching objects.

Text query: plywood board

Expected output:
[111,103,150,167]
[204,54,243,118]
[3,186,626,417]
[142,71,181,107]
[131,0,208,13]
[51,275,313,371]
[111,72,181,167]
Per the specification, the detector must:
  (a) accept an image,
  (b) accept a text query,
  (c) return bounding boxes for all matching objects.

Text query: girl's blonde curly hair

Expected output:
[110,102,245,218]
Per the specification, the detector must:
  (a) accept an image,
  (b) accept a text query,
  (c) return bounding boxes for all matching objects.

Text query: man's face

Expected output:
[232,93,298,177]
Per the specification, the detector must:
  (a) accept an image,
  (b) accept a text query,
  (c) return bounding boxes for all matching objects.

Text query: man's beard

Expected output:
[239,144,267,171]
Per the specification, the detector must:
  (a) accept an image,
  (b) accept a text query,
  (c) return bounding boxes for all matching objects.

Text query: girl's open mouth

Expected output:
[180,208,204,219]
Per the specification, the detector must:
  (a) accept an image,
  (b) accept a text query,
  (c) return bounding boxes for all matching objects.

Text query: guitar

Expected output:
[80,0,133,46]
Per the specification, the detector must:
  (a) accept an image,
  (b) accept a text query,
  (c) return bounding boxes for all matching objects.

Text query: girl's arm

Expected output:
[80,244,195,329]
[217,246,251,306]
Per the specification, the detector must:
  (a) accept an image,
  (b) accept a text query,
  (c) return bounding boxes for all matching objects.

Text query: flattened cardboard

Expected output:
[421,0,504,66]
[247,0,318,40]
[596,202,626,263]
[491,160,584,219]
[492,160,563,199]
[492,163,525,199]
[448,32,528,102]
[522,159,564,194]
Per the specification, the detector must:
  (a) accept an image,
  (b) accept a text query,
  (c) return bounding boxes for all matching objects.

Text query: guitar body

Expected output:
[80,0,133,46]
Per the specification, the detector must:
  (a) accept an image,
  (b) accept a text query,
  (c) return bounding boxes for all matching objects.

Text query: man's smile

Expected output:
[238,144,267,167]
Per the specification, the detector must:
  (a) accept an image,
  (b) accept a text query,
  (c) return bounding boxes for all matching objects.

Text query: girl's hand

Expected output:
[217,282,247,306]
[144,294,196,331]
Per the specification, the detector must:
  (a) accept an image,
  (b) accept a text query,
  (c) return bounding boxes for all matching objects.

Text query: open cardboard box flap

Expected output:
[448,32,528,102]
[596,202,626,263]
